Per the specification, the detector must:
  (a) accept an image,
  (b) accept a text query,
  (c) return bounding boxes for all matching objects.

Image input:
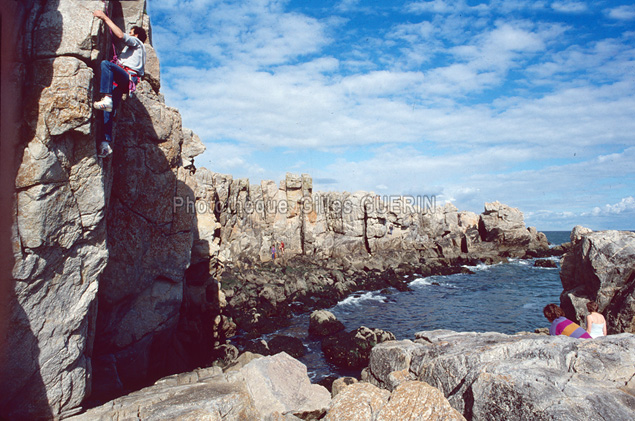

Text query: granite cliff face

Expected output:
[1,0,203,418]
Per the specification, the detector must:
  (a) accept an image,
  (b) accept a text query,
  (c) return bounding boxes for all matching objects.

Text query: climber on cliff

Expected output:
[92,10,147,158]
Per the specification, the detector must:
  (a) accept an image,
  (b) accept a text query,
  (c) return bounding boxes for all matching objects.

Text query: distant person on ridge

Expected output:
[543,304,591,338]
[92,10,147,158]
[585,301,607,338]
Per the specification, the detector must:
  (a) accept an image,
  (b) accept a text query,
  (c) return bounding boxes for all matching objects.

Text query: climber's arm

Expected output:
[93,10,124,40]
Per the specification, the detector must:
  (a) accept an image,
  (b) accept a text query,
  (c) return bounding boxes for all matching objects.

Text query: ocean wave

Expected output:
[336,291,387,307]
[409,277,455,288]
[462,262,491,271]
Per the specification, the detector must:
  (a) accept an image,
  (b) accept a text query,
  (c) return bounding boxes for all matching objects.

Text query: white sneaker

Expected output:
[94,96,113,112]
[97,141,113,158]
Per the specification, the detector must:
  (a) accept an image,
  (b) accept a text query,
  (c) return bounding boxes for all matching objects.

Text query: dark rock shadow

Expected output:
[0,301,52,420]
[89,82,199,404]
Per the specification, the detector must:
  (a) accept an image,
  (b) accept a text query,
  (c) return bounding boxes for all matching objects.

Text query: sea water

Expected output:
[269,231,571,381]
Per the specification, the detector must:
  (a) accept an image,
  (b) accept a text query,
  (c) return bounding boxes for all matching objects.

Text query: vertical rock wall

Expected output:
[1,0,205,416]
[1,1,108,418]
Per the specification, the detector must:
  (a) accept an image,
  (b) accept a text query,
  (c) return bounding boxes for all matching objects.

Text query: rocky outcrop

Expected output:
[534,258,557,268]
[363,331,635,420]
[309,309,346,337]
[559,227,635,334]
[479,201,548,253]
[192,173,548,268]
[69,352,330,420]
[1,0,204,417]
[71,351,466,420]
[325,381,465,421]
[322,326,396,369]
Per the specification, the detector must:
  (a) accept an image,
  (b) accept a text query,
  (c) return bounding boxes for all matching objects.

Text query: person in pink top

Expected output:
[543,304,592,339]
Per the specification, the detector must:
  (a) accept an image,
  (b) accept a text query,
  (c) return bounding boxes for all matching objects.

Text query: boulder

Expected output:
[559,228,635,333]
[309,309,346,337]
[68,366,259,420]
[478,201,536,253]
[325,380,464,421]
[331,377,358,397]
[374,380,465,421]
[322,326,395,369]
[238,352,331,418]
[325,382,390,421]
[267,335,307,359]
[534,259,557,268]
[70,353,330,420]
[364,331,635,420]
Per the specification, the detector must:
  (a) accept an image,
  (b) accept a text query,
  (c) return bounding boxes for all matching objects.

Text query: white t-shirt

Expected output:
[119,33,146,75]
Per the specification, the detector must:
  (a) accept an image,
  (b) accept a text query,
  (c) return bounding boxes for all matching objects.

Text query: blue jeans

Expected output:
[99,60,138,142]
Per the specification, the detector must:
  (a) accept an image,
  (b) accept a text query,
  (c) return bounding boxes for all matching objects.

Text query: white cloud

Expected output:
[194,142,265,177]
[551,1,588,14]
[607,5,635,21]
[588,197,635,216]
[149,0,635,230]
[486,23,545,52]
[150,0,331,68]
[407,0,456,14]
[336,0,361,12]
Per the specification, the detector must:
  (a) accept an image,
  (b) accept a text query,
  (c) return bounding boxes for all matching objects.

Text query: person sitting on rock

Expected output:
[92,10,147,158]
[585,301,607,338]
[543,304,591,338]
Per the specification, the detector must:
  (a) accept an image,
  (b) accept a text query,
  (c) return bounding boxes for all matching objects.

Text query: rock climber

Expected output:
[92,9,147,158]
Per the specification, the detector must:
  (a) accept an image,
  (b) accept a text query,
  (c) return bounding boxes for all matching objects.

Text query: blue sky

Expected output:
[147,0,635,231]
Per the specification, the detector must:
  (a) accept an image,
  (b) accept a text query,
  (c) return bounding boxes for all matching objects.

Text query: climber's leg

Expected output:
[94,61,129,111]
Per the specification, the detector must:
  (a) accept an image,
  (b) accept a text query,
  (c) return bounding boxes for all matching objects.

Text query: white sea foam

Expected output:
[410,277,455,288]
[462,262,491,271]
[337,291,387,307]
